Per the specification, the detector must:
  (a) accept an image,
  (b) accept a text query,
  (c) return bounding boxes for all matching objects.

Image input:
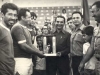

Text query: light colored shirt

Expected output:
[83,42,97,70]
[70,24,85,56]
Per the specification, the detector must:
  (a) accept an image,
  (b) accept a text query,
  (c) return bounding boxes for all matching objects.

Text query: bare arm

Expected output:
[78,36,95,72]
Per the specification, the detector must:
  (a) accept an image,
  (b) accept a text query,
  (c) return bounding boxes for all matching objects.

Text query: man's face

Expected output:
[72,13,82,27]
[37,37,43,47]
[67,19,75,30]
[3,8,17,26]
[55,17,65,30]
[42,27,48,35]
[91,5,100,23]
[82,34,92,42]
[31,16,37,26]
[24,11,31,25]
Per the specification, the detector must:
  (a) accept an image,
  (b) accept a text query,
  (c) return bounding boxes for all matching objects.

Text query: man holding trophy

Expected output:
[44,15,71,75]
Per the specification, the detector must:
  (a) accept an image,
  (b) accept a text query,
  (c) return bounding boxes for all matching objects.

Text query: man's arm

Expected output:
[11,26,45,58]
[18,43,44,58]
[78,36,95,72]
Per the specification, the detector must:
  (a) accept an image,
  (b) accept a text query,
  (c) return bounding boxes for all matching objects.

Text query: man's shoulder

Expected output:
[11,23,22,32]
[62,30,71,37]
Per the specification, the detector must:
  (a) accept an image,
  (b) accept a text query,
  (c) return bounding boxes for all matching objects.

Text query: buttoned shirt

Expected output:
[70,24,85,56]
[48,30,71,56]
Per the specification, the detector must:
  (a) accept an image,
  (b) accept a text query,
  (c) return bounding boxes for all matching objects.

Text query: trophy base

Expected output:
[44,53,57,56]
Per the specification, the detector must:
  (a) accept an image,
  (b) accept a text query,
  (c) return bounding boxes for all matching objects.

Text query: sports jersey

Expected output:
[11,22,33,58]
[0,23,15,75]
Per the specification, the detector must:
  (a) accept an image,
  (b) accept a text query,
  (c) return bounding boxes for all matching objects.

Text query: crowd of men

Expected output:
[0,1,100,75]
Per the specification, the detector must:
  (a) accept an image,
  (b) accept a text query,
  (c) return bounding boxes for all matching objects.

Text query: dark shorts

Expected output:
[32,69,46,75]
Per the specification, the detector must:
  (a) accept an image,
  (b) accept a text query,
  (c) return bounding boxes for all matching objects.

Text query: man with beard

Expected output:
[79,1,100,75]
[70,11,85,75]
[0,3,18,75]
[46,15,70,75]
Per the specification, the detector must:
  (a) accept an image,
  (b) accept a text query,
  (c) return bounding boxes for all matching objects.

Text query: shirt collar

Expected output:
[17,22,27,29]
[75,24,85,31]
[54,30,66,34]
[0,22,10,32]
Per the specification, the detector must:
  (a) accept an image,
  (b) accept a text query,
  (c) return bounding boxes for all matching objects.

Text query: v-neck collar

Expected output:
[0,22,10,32]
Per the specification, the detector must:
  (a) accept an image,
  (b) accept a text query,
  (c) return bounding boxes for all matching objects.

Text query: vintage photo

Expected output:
[0,0,100,75]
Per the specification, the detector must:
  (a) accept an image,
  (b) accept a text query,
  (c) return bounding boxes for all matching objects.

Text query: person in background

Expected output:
[67,17,75,34]
[11,8,45,75]
[44,18,52,34]
[70,11,85,75]
[42,26,49,35]
[46,15,71,75]
[28,12,38,44]
[51,10,57,32]
[78,1,100,75]
[81,26,97,75]
[0,3,18,75]
[61,9,67,22]
[33,35,46,75]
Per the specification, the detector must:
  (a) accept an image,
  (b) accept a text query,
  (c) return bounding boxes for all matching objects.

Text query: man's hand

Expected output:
[57,52,61,57]
[78,62,84,73]
[38,53,46,58]
[38,51,46,58]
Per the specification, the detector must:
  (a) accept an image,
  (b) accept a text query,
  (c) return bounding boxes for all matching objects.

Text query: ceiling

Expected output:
[0,0,100,7]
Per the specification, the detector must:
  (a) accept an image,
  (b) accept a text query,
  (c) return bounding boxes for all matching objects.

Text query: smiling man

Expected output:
[70,11,85,75]
[46,15,71,75]
[0,3,18,75]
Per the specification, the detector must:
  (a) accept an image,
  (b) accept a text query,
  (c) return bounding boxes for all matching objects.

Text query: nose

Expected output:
[11,15,17,20]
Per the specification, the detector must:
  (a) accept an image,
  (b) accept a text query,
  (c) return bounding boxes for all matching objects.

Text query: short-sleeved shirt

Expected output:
[70,25,85,56]
[0,23,15,75]
[11,22,33,58]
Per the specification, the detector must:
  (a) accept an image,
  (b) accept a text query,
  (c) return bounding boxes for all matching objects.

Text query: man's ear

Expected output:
[21,16,25,20]
[1,12,4,18]
[81,18,83,24]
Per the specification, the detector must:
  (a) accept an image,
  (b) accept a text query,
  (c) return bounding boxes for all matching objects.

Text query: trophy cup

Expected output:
[43,35,57,56]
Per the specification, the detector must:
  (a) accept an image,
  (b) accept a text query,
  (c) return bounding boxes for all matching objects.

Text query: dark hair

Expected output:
[67,17,72,22]
[92,1,100,8]
[31,12,37,19]
[72,11,83,18]
[62,9,66,13]
[55,15,65,23]
[82,26,94,36]
[1,3,18,15]
[36,35,43,41]
[18,8,30,20]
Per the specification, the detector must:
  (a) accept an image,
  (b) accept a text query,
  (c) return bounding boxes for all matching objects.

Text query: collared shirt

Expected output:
[70,24,85,56]
[48,30,71,56]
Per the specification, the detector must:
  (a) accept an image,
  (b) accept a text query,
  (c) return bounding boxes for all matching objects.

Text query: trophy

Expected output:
[43,34,57,56]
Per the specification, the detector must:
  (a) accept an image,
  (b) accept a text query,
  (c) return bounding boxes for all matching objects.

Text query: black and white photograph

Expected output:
[0,0,100,75]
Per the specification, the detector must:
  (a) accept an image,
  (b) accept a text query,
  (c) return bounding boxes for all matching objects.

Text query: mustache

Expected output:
[8,19,16,22]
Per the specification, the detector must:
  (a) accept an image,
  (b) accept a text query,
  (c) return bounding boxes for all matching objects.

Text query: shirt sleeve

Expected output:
[11,25,26,44]
[75,32,85,43]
